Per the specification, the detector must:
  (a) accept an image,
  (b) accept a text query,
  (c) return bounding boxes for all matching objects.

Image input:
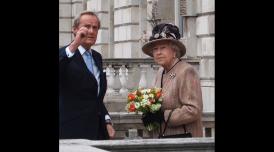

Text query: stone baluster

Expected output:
[106,65,115,96]
[126,65,134,91]
[145,65,154,88]
[119,65,128,96]
[151,65,160,87]
[138,64,149,88]
[127,64,140,91]
[113,66,121,94]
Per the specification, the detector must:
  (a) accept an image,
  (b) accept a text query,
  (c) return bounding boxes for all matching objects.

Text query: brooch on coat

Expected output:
[169,72,176,79]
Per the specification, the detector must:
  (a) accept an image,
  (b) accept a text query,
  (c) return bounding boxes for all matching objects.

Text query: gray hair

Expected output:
[168,42,181,58]
[73,11,101,29]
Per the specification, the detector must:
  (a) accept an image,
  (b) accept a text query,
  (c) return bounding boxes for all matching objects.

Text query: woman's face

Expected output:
[152,41,176,68]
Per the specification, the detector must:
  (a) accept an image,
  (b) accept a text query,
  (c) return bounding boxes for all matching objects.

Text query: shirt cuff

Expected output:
[65,46,75,58]
[105,115,111,121]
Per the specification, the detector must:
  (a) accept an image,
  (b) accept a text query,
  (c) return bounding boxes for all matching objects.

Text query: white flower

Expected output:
[135,102,140,109]
[143,94,149,99]
[141,89,146,94]
[149,93,154,98]
[151,103,161,112]
[160,32,166,38]
[158,97,163,102]
[169,33,176,39]
[154,33,160,38]
[141,89,150,94]
[141,99,148,107]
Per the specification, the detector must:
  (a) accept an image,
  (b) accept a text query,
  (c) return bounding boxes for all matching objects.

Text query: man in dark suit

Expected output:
[59,11,115,140]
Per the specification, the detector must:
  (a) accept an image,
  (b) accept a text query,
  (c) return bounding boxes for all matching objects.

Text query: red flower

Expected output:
[128,93,136,101]
[129,103,136,112]
[156,91,161,99]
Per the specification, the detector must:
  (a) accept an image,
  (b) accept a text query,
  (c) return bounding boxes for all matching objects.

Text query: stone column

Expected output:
[174,0,180,27]
[196,0,215,113]
[139,0,148,58]
[87,0,110,58]
[146,0,154,38]
[108,0,114,58]
[113,0,140,58]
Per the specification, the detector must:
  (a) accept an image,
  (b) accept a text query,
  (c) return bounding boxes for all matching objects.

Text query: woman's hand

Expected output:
[142,110,164,125]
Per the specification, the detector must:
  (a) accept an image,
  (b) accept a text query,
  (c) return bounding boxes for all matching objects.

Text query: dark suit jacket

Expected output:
[59,46,109,140]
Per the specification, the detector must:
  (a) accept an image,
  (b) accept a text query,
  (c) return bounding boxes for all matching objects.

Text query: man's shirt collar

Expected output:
[78,45,92,55]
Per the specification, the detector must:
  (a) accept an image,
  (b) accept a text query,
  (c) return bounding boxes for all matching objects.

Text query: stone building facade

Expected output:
[59,0,215,138]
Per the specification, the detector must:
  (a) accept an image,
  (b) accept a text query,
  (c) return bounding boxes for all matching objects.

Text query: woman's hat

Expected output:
[142,23,186,58]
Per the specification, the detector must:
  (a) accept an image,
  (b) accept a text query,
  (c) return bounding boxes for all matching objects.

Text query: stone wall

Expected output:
[113,0,141,58]
[59,0,85,48]
[196,0,215,113]
[87,0,111,58]
[59,0,73,48]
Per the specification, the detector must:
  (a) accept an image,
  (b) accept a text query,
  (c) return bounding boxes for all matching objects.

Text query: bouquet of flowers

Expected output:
[126,87,163,131]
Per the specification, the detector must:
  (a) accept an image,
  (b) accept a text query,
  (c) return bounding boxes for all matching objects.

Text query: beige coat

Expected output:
[152,60,203,138]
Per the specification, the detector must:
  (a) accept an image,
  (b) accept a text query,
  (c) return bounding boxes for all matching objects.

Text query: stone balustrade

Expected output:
[103,58,200,97]
[102,57,200,112]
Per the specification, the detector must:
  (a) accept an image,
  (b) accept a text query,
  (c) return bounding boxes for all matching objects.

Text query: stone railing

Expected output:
[102,58,200,112]
[103,58,200,97]
[60,138,215,152]
[110,112,215,139]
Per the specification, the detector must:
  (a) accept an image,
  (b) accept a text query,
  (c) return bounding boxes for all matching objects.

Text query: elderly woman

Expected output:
[142,23,203,138]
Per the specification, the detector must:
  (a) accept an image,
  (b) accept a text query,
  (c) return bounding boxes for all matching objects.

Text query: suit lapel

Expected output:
[92,51,102,73]
[92,50,107,98]
[74,50,87,71]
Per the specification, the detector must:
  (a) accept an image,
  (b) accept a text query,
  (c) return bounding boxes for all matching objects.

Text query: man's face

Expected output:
[76,14,99,48]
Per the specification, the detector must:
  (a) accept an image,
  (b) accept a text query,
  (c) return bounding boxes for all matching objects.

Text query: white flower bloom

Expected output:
[143,94,149,99]
[154,33,159,38]
[135,102,140,109]
[141,99,148,107]
[160,32,166,38]
[141,89,146,94]
[169,33,176,39]
[142,98,146,102]
[149,94,154,98]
